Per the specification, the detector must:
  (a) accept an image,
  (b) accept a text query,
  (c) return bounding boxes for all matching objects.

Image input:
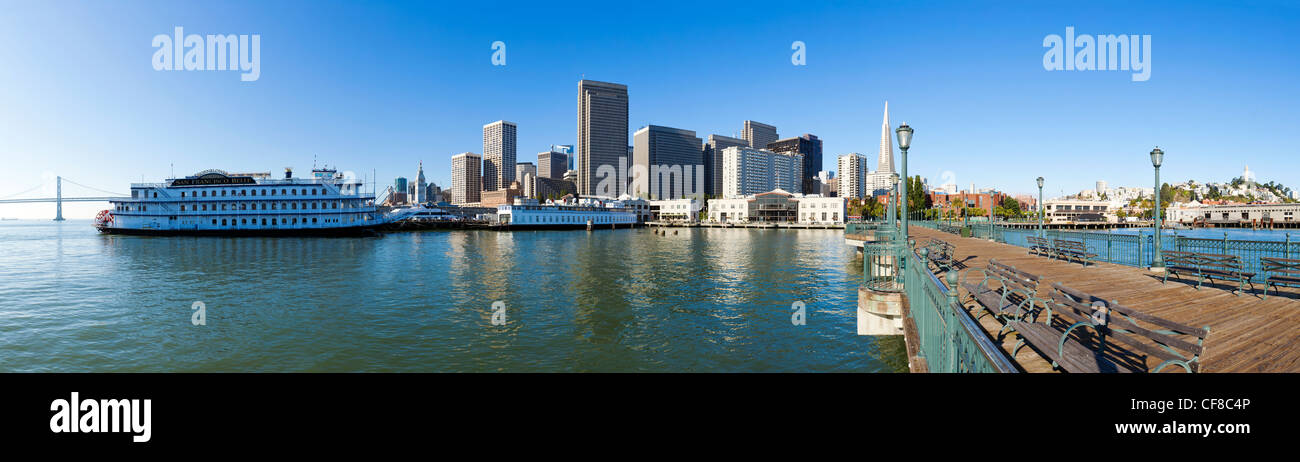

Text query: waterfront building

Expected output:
[766,134,822,195]
[483,120,517,192]
[742,120,778,149]
[451,152,482,205]
[1043,198,1119,223]
[538,150,568,179]
[413,162,428,204]
[721,146,802,198]
[480,180,525,208]
[797,195,846,224]
[930,191,1012,218]
[632,125,704,200]
[535,176,577,201]
[577,80,629,197]
[1169,202,1300,224]
[706,189,843,224]
[649,198,701,222]
[836,153,868,199]
[497,196,638,229]
[703,134,749,198]
[101,167,385,235]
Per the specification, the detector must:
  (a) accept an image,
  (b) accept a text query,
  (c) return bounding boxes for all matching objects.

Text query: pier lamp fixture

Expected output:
[896,123,913,243]
[1036,176,1045,238]
[1150,147,1165,270]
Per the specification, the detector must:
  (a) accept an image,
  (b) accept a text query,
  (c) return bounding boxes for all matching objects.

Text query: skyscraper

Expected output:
[877,102,894,175]
[577,80,629,197]
[451,152,482,205]
[516,162,536,198]
[743,120,778,149]
[837,153,868,199]
[483,120,517,192]
[865,102,898,195]
[632,125,704,199]
[515,162,537,183]
[703,134,748,197]
[767,134,822,195]
[538,150,568,180]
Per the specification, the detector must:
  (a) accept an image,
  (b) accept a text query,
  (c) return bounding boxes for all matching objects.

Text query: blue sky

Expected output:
[1,0,1298,218]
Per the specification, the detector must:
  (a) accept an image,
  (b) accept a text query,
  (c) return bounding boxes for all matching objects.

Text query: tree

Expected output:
[905,175,931,218]
[997,196,1023,219]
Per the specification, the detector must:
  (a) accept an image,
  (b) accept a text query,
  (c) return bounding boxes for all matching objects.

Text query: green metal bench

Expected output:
[1261,257,1300,299]
[1161,250,1255,296]
[1026,236,1053,258]
[1007,282,1210,373]
[924,238,957,273]
[1052,239,1097,267]
[959,259,1047,340]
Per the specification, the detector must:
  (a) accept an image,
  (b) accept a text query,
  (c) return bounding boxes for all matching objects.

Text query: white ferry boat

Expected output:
[96,167,405,236]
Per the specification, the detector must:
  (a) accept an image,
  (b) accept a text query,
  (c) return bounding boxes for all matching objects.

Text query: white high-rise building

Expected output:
[877,101,895,175]
[720,146,802,198]
[451,152,482,205]
[483,120,517,192]
[836,153,868,199]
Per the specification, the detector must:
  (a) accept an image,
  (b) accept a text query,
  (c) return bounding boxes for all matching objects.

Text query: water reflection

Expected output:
[0,221,906,372]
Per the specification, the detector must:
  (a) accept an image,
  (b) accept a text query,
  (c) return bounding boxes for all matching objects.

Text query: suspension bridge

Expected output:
[0,177,128,220]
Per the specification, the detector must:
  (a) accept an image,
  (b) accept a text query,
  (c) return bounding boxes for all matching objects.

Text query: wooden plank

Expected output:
[909,226,1300,372]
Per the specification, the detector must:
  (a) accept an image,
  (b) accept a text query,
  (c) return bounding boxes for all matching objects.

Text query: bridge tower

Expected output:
[54,176,64,221]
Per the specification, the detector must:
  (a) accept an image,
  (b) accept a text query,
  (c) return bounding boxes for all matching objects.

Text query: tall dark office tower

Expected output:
[703,134,748,197]
[537,150,568,180]
[632,125,703,199]
[767,134,823,195]
[577,80,629,196]
[743,120,778,149]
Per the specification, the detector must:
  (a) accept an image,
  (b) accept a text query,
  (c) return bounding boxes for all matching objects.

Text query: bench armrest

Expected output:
[1059,320,1103,361]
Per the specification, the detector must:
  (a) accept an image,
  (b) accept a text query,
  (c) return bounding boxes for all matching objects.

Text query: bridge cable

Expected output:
[59,178,127,197]
[0,182,48,200]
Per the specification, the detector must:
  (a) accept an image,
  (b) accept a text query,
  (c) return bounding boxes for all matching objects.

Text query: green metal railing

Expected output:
[973,225,1300,284]
[850,220,1017,372]
[904,245,1018,373]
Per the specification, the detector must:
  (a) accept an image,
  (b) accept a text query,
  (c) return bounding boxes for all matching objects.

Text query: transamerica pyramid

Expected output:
[878,101,895,174]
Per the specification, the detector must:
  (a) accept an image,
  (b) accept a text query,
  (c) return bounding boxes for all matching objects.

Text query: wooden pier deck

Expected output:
[908,226,1300,373]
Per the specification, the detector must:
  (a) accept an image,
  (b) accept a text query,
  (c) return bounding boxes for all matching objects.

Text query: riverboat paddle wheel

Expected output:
[94,210,114,230]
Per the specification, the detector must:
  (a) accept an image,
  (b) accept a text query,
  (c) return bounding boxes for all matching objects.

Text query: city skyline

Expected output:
[3,1,1299,218]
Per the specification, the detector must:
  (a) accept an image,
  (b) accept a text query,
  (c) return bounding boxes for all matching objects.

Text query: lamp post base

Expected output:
[1148,266,1166,273]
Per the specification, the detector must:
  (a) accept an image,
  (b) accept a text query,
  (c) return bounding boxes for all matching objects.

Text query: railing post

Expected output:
[1287,233,1292,260]
[1107,228,1113,263]
[1223,232,1229,255]
[1137,235,1144,267]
